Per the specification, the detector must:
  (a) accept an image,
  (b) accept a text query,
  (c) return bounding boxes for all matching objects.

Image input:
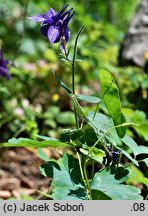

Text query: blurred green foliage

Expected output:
[0,0,148,200]
[0,0,147,149]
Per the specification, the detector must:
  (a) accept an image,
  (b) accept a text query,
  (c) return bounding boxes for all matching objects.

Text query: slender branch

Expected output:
[75,149,85,180]
[72,26,85,128]
[91,160,95,179]
[72,26,84,94]
[84,158,92,200]
[92,102,100,121]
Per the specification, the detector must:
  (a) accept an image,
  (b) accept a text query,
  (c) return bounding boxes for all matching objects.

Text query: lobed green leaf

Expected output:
[91,169,143,200]
[122,135,148,156]
[40,153,87,200]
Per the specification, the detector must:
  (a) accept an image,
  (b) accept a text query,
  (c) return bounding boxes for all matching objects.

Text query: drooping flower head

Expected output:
[0,50,11,80]
[28,4,74,45]
[107,146,120,164]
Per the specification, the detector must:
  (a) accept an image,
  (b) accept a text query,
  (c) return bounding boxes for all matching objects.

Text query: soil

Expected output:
[0,147,56,200]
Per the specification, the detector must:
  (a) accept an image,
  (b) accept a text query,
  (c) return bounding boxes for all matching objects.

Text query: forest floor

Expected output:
[0,147,54,200]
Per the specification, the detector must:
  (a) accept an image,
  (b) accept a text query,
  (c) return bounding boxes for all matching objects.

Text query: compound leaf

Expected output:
[40,153,87,200]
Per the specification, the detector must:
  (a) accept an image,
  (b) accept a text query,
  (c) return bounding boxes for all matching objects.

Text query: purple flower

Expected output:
[0,50,11,80]
[107,146,120,164]
[112,151,120,163]
[28,4,74,45]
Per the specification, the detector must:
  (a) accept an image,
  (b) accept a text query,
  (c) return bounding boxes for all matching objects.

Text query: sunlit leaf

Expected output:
[121,150,139,166]
[99,69,126,138]
[80,147,105,163]
[76,94,101,104]
[37,148,50,162]
[122,135,148,156]
[138,177,148,187]
[40,153,87,200]
[35,134,57,141]
[2,137,69,148]
[60,129,83,142]
[87,112,139,166]
[79,125,98,146]
[142,158,148,166]
[91,169,142,200]
[56,111,75,125]
[53,72,87,118]
[87,112,122,146]
[53,71,72,95]
[127,165,148,187]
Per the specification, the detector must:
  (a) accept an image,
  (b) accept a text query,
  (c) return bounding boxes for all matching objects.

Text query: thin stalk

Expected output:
[75,149,85,180]
[75,147,91,200]
[72,26,84,94]
[73,106,79,128]
[85,124,124,164]
[84,158,92,200]
[91,160,95,179]
[92,124,126,150]
[92,102,100,121]
[72,26,84,128]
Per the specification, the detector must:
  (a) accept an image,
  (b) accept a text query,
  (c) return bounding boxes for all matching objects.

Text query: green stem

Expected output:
[85,124,123,165]
[72,26,84,94]
[75,147,91,199]
[84,158,92,200]
[73,106,79,129]
[91,160,95,179]
[72,26,84,128]
[92,124,126,150]
[92,102,100,121]
[75,149,85,180]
